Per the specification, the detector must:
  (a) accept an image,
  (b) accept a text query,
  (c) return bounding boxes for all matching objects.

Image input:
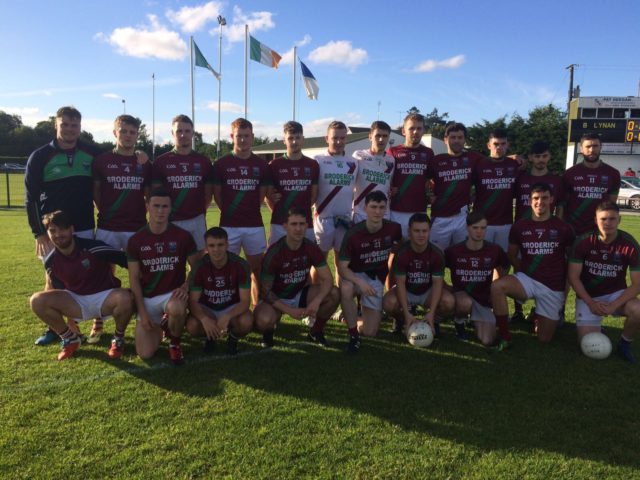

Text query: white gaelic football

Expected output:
[407,321,434,348]
[580,332,612,360]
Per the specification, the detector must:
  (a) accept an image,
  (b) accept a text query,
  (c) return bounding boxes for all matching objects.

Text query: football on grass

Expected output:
[580,332,612,360]
[407,321,434,348]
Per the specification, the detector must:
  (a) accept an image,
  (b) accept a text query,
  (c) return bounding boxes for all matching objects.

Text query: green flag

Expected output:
[193,40,220,80]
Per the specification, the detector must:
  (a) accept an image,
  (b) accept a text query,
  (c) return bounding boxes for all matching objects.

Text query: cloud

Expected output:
[205,101,244,113]
[102,93,120,99]
[505,79,557,104]
[413,54,466,73]
[166,1,223,33]
[308,41,368,70]
[280,35,312,66]
[95,14,188,60]
[222,6,275,43]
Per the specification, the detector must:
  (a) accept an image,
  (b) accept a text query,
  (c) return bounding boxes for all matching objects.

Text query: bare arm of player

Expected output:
[212,184,223,210]
[216,287,251,331]
[426,276,444,329]
[260,276,305,319]
[554,205,564,220]
[128,261,154,331]
[394,275,416,327]
[173,253,202,301]
[188,290,222,340]
[507,243,521,272]
[135,151,149,164]
[304,265,333,317]
[337,259,376,296]
[568,262,607,317]
[310,184,318,208]
[603,270,640,316]
[265,186,277,212]
[204,184,213,211]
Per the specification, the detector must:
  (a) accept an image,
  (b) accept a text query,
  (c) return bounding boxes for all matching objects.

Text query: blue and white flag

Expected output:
[300,60,319,100]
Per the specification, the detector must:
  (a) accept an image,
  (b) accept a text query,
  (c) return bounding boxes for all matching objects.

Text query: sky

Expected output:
[1,0,640,146]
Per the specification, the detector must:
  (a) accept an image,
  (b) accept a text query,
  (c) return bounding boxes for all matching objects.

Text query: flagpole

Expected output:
[152,73,156,161]
[217,15,226,159]
[190,36,196,150]
[244,25,248,119]
[292,47,297,121]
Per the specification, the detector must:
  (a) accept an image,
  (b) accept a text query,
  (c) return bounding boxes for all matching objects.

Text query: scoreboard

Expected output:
[627,120,640,143]
[569,119,627,142]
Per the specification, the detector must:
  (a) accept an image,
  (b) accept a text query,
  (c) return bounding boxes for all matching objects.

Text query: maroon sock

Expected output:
[495,314,511,341]
[160,319,180,344]
[311,316,328,334]
[348,326,358,337]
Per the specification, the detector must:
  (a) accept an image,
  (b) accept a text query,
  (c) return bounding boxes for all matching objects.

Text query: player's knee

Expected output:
[136,344,157,360]
[234,312,254,336]
[382,292,397,314]
[185,316,201,336]
[29,291,46,313]
[439,291,455,315]
[165,300,187,319]
[625,299,640,320]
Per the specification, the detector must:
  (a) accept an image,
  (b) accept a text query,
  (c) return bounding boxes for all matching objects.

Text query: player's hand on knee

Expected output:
[140,313,154,331]
[202,316,221,339]
[171,287,188,302]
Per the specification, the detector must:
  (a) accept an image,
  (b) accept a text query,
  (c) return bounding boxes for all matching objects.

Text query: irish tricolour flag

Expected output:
[250,36,282,69]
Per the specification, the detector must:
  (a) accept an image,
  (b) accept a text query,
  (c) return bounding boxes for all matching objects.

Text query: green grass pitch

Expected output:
[1,207,639,479]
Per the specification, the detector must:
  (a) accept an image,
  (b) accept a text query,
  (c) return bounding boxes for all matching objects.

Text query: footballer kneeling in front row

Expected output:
[254,208,339,348]
[186,227,254,355]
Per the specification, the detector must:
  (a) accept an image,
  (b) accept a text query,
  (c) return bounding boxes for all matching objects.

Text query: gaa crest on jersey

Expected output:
[613,252,622,263]
[484,257,492,269]
[155,242,164,254]
[168,242,177,253]
[304,167,311,177]
[384,235,392,247]
[252,167,260,178]
[81,258,90,269]
[549,229,559,240]
[507,167,515,175]
[136,164,143,175]
[194,163,201,174]
[601,176,608,185]
[462,157,469,167]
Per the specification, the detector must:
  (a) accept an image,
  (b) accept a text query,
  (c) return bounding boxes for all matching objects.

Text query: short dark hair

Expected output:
[285,207,307,221]
[114,115,141,130]
[530,182,552,196]
[204,226,228,241]
[403,113,424,126]
[56,106,81,121]
[370,121,391,133]
[444,122,467,138]
[466,211,487,226]
[595,201,620,214]
[489,128,508,140]
[283,121,303,135]
[148,187,172,200]
[231,118,253,132]
[42,210,73,229]
[580,132,601,144]
[327,121,347,132]
[172,114,193,127]
[365,190,387,205]
[409,212,431,227]
[529,141,549,155]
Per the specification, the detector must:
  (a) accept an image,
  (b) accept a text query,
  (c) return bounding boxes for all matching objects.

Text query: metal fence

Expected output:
[0,170,25,208]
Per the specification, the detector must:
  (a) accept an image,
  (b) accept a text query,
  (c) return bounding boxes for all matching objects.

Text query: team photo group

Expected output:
[25,106,640,364]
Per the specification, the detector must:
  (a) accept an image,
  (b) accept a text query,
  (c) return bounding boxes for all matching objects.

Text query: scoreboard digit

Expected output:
[627,120,640,142]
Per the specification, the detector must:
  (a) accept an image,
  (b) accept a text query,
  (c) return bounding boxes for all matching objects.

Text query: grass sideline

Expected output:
[1,208,640,479]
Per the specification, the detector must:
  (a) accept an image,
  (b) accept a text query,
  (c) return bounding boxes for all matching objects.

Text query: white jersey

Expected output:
[314,152,358,219]
[352,149,394,220]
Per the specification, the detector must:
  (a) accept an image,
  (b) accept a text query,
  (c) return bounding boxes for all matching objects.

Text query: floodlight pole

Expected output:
[217,15,226,159]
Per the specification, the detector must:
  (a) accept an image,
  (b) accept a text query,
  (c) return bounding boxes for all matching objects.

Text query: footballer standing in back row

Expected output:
[152,114,213,251]
[213,118,271,305]
[388,113,434,238]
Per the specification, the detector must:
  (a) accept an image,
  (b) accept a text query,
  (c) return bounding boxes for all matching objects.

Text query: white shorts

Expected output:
[350,272,384,311]
[75,229,95,240]
[66,289,114,321]
[485,224,511,252]
[268,224,315,246]
[314,216,349,253]
[575,290,624,326]
[225,226,266,256]
[173,214,206,250]
[199,302,239,318]
[407,289,431,307]
[514,272,564,321]
[95,229,135,251]
[390,211,415,239]
[430,208,468,250]
[471,299,496,324]
[276,285,310,309]
[139,292,173,325]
